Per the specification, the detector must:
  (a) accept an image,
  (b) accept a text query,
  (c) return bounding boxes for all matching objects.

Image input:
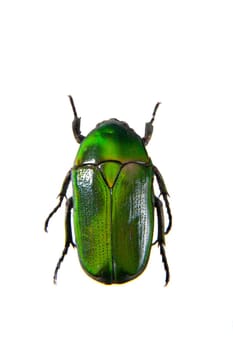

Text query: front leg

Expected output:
[143,102,161,145]
[68,95,85,144]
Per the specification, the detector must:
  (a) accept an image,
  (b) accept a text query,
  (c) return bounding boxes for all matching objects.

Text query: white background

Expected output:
[1,0,233,349]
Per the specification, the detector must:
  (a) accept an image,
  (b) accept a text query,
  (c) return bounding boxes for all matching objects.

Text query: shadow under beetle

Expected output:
[45,96,172,285]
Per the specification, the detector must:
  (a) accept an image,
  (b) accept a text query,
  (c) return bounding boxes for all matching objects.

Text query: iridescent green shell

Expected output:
[72,119,154,283]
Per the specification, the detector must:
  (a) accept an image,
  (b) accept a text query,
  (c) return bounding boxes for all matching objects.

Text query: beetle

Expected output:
[45,96,172,285]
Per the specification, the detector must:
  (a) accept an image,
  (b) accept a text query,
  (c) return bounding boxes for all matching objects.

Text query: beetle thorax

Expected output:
[74,119,149,166]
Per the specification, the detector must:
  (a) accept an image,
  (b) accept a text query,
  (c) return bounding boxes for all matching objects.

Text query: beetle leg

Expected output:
[152,196,170,286]
[53,197,76,284]
[153,165,172,234]
[68,95,85,144]
[143,102,161,145]
[44,169,71,232]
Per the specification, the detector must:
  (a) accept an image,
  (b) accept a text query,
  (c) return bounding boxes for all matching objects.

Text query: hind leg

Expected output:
[153,195,170,286]
[53,197,76,284]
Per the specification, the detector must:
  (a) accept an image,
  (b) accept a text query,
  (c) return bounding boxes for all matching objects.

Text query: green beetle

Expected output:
[45,96,172,285]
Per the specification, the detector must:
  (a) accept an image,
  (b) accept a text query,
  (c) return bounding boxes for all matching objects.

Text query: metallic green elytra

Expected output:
[45,96,172,285]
